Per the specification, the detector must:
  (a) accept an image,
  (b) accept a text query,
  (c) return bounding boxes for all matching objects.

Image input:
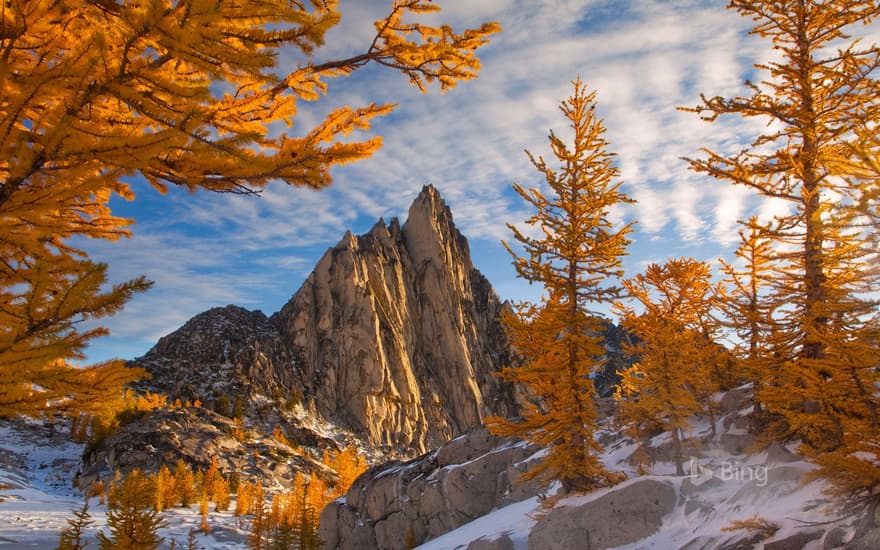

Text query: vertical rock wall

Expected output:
[271,185,515,454]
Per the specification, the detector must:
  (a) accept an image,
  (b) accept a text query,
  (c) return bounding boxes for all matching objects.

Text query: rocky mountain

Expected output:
[132,305,298,405]
[128,185,517,458]
[271,185,516,454]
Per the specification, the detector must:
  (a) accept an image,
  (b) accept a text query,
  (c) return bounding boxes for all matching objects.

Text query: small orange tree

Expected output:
[614,258,721,476]
[488,79,634,493]
[97,469,165,550]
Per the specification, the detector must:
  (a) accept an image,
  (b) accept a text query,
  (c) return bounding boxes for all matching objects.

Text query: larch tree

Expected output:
[718,218,788,422]
[684,0,880,492]
[614,258,722,476]
[487,78,634,493]
[0,0,500,417]
[690,0,880,494]
[56,499,93,550]
[97,469,166,550]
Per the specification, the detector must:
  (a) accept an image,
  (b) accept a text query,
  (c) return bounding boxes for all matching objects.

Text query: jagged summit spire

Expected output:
[405,184,454,228]
[403,185,469,268]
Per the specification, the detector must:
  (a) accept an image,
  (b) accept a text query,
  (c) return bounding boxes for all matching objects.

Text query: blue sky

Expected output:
[78,0,879,363]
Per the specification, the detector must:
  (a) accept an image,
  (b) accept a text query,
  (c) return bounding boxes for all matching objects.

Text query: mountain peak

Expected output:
[405,184,454,231]
[403,185,470,269]
[273,184,514,454]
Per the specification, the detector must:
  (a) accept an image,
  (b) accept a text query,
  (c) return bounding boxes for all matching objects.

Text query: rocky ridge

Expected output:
[319,426,543,549]
[121,185,516,465]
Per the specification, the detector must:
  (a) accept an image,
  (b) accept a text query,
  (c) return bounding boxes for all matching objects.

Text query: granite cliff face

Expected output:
[130,185,515,458]
[271,185,516,454]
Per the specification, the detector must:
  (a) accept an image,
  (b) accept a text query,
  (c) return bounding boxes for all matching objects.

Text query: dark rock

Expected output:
[721,432,755,455]
[765,441,799,464]
[845,528,880,549]
[765,531,823,550]
[131,305,297,405]
[78,407,334,490]
[823,526,850,549]
[468,534,515,550]
[719,388,751,415]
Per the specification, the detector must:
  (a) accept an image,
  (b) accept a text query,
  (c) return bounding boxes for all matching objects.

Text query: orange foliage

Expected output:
[0,0,499,418]
[487,79,633,493]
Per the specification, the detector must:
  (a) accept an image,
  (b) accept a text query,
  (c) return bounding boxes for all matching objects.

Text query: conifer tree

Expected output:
[172,459,196,508]
[613,365,653,474]
[614,258,721,476]
[685,0,880,491]
[0,0,500,417]
[247,483,269,550]
[213,476,231,513]
[97,469,165,550]
[719,219,783,417]
[153,465,174,513]
[487,79,634,493]
[199,490,211,535]
[56,499,93,550]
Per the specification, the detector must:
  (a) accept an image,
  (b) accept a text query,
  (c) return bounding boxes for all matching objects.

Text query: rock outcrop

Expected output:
[527,478,676,550]
[271,185,516,454]
[127,185,516,459]
[318,426,543,550]
[78,406,338,490]
[131,305,298,405]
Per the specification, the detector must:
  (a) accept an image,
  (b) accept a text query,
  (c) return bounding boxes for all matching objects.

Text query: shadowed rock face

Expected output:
[272,185,517,454]
[132,305,298,404]
[131,185,516,458]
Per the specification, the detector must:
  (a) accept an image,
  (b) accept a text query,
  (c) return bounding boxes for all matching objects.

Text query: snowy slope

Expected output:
[414,397,860,550]
[0,391,868,550]
[0,418,251,549]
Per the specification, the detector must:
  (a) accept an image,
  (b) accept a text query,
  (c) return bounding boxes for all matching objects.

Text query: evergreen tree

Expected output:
[487,79,634,493]
[172,459,196,508]
[719,219,784,418]
[153,465,175,513]
[0,0,499,417]
[97,469,165,550]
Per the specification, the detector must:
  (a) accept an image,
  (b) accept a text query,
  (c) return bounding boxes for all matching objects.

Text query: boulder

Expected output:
[721,432,755,455]
[719,388,751,415]
[765,441,799,464]
[527,479,676,550]
[845,528,880,549]
[467,534,515,550]
[823,526,850,549]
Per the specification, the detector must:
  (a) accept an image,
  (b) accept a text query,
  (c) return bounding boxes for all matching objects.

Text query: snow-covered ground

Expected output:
[0,419,250,549]
[415,402,858,550]
[0,399,863,549]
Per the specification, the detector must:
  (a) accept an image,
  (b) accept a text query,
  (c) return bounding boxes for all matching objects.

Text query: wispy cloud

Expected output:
[76,0,877,362]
